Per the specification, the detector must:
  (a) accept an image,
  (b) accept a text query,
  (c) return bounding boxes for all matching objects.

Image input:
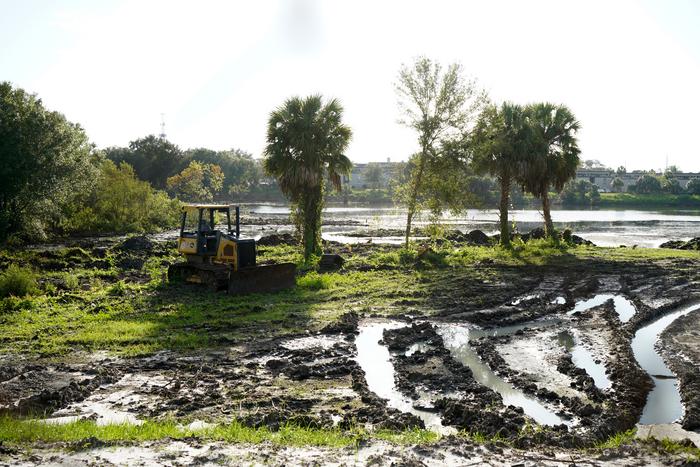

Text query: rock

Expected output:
[660,237,700,250]
[680,237,700,250]
[319,254,344,271]
[570,235,595,246]
[660,240,686,249]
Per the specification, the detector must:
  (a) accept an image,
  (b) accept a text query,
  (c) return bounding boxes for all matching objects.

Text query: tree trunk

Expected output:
[499,175,511,247]
[542,191,555,239]
[302,185,323,262]
[404,150,428,248]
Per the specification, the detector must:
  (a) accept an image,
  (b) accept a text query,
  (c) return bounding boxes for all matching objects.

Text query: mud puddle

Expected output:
[355,322,449,432]
[569,294,637,323]
[633,302,700,424]
[46,373,169,426]
[437,324,569,426]
[556,331,611,390]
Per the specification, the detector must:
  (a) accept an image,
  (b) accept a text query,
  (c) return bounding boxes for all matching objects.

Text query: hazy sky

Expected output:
[2,0,700,171]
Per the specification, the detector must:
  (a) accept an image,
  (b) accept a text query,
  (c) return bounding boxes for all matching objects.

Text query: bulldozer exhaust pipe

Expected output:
[235,206,240,238]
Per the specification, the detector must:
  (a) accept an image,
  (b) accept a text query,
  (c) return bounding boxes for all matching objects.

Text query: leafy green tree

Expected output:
[471,103,530,247]
[631,174,663,194]
[166,161,225,202]
[561,179,600,206]
[185,148,261,195]
[616,165,627,174]
[686,178,700,195]
[395,56,487,247]
[660,175,683,194]
[363,163,384,190]
[65,160,179,234]
[263,95,352,261]
[519,103,581,238]
[105,136,186,189]
[611,177,625,193]
[0,82,98,241]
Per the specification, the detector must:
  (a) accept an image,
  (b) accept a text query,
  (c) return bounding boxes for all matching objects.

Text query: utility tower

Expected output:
[159,113,167,139]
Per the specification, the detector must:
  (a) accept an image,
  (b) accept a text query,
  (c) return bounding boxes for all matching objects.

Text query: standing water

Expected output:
[568,294,637,323]
[632,303,700,424]
[556,331,611,390]
[438,324,569,426]
[354,322,447,431]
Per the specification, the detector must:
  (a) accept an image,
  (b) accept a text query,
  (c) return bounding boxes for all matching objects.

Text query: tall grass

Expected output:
[297,272,335,290]
[0,265,37,298]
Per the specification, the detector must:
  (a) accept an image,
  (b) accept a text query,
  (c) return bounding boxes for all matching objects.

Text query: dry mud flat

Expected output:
[2,247,700,465]
[3,437,690,466]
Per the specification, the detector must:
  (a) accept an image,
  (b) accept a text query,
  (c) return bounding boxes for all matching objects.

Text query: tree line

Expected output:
[259,57,582,260]
[2,55,630,257]
[0,80,264,242]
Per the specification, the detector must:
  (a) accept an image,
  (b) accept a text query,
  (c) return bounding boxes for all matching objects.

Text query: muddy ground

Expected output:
[2,233,700,465]
[660,309,700,431]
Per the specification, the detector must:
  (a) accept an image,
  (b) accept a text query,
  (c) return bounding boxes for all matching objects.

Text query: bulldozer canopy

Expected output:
[182,204,232,212]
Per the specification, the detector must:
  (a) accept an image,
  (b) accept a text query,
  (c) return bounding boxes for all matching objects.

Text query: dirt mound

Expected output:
[465,229,492,245]
[257,233,298,247]
[660,237,700,250]
[116,235,155,252]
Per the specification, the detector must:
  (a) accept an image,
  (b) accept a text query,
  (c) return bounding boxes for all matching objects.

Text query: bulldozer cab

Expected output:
[177,204,253,267]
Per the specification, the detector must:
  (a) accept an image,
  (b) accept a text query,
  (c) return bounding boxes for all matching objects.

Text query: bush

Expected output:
[64,160,181,235]
[630,174,663,194]
[560,179,600,206]
[0,265,38,297]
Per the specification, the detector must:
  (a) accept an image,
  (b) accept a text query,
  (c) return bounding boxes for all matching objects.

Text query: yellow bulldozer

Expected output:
[167,204,296,294]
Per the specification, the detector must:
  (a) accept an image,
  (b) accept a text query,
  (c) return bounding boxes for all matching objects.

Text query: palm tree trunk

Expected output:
[499,175,511,247]
[542,191,555,238]
[404,150,427,248]
[302,185,323,261]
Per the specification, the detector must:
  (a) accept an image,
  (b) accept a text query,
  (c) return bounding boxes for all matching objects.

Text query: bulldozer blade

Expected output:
[228,263,296,295]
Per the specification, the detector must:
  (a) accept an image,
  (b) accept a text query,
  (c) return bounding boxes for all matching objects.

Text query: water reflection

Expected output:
[555,331,611,390]
[438,324,568,426]
[632,303,700,425]
[568,294,637,323]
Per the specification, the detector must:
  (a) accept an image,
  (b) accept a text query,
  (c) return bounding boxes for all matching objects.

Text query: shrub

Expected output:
[64,160,181,235]
[0,265,38,297]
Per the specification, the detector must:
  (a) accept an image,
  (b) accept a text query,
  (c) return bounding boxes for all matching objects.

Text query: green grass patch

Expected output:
[0,265,38,298]
[595,428,636,449]
[297,272,336,290]
[0,416,439,448]
[599,193,700,208]
[1,240,697,357]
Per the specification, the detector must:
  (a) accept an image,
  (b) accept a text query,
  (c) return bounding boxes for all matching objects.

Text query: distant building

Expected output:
[344,158,404,189]
[575,168,700,192]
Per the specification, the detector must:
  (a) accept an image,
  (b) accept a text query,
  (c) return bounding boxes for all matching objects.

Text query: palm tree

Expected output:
[471,103,530,247]
[263,95,352,261]
[520,103,580,238]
